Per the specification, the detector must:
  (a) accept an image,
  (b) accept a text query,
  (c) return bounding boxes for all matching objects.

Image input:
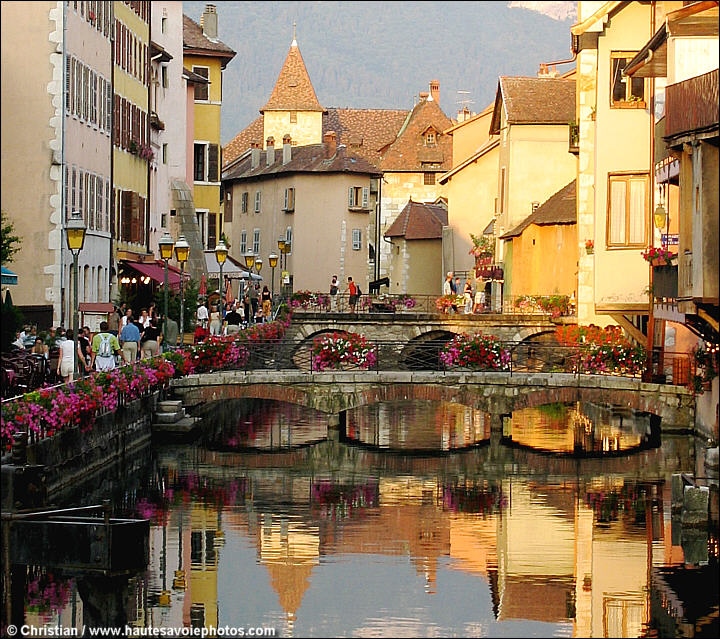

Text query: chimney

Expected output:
[324,131,337,158]
[429,80,440,104]
[266,137,275,165]
[250,142,260,169]
[282,134,292,165]
[201,4,218,40]
[419,91,429,101]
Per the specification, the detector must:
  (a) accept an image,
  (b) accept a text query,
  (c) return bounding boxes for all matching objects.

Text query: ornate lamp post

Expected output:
[254,257,263,277]
[214,240,228,306]
[174,235,190,346]
[268,253,279,306]
[158,232,175,350]
[654,202,667,249]
[66,210,86,377]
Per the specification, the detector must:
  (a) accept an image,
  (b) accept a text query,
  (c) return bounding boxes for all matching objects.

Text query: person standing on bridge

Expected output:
[329,275,339,312]
[347,276,359,314]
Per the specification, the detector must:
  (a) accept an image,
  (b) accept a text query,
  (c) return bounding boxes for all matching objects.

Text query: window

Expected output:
[425,131,436,145]
[161,65,168,89]
[284,187,295,212]
[162,143,168,164]
[241,191,249,214]
[193,143,219,182]
[208,213,217,251]
[193,66,209,101]
[348,186,370,209]
[352,229,362,250]
[611,52,645,106]
[607,173,648,247]
[240,230,247,254]
[253,228,260,255]
[290,111,297,123]
[194,144,206,182]
[424,172,435,185]
[254,191,261,213]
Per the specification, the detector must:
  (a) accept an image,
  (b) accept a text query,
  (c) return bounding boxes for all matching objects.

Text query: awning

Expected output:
[203,251,262,280]
[120,260,183,290]
[2,265,18,285]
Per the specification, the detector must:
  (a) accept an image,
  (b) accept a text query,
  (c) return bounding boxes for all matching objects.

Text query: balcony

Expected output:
[664,69,719,143]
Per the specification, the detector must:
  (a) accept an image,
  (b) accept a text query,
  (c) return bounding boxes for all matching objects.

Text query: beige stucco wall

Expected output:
[444,144,499,277]
[263,110,323,149]
[507,223,577,298]
[1,2,60,317]
[225,170,377,294]
[499,124,577,237]
[385,238,443,296]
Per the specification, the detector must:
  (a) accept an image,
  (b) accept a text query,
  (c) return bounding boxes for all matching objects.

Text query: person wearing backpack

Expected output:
[91,320,121,372]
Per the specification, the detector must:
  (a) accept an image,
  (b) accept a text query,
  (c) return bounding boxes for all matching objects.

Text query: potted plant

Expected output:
[641,246,674,266]
[585,239,594,255]
[469,233,495,266]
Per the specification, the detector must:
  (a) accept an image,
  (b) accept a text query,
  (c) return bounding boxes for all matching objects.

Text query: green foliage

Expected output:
[1,210,22,264]
[1,298,24,351]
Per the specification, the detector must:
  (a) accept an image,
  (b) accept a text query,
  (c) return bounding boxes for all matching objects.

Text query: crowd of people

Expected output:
[443,271,488,314]
[194,283,275,341]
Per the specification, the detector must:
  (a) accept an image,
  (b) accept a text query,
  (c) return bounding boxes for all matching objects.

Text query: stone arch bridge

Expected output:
[170,370,695,434]
[284,311,559,350]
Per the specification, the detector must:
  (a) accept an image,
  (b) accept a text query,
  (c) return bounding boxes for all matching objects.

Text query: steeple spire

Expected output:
[292,22,297,46]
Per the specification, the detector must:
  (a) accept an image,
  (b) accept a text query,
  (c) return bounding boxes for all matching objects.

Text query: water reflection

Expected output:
[12,399,718,638]
[506,401,661,454]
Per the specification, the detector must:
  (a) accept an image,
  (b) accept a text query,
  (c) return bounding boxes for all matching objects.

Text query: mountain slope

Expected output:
[183,1,576,144]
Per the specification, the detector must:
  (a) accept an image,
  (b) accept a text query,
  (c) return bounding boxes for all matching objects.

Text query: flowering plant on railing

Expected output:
[290,290,325,309]
[311,331,377,371]
[641,246,674,265]
[435,295,460,313]
[397,294,417,309]
[691,342,718,393]
[555,324,646,375]
[469,233,494,259]
[139,144,154,161]
[439,332,511,370]
[0,358,177,450]
[189,335,249,373]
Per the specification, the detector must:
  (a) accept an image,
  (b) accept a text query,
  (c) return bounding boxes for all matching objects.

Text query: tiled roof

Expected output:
[490,77,575,134]
[223,116,265,169]
[500,180,576,239]
[384,200,448,240]
[261,40,324,113]
[379,97,454,171]
[223,142,381,182]
[223,108,409,168]
[183,14,236,65]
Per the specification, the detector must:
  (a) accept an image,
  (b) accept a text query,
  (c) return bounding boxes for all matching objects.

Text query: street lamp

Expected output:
[654,203,667,248]
[268,253,279,306]
[254,257,263,276]
[66,210,86,378]
[174,235,190,346]
[159,232,175,351]
[214,240,228,306]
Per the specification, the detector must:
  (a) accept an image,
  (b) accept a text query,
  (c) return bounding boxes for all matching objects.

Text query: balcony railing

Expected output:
[665,69,719,141]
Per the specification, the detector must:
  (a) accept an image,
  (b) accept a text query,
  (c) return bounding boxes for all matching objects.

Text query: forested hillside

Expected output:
[183,1,576,144]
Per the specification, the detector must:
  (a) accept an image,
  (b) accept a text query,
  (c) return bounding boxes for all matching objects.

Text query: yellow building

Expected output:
[183,4,235,252]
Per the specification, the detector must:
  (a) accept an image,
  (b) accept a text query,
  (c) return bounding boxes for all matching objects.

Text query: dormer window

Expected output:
[425,131,436,146]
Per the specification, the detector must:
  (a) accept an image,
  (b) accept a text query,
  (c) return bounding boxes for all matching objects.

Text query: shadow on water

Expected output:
[3,398,717,638]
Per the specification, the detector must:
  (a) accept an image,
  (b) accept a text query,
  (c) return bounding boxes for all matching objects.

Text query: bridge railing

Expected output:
[286,292,557,316]
[231,338,691,385]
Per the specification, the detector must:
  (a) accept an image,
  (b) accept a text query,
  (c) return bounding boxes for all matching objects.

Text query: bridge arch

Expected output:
[173,372,694,431]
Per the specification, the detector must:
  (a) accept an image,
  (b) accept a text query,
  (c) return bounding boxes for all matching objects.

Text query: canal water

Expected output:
[14,398,719,637]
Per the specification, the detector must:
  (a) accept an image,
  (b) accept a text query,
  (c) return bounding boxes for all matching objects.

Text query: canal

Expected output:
[6,397,718,638]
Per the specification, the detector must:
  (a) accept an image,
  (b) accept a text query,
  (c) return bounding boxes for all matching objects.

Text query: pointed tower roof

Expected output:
[261,38,324,113]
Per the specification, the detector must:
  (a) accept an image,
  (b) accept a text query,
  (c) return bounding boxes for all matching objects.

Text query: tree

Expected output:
[1,210,22,263]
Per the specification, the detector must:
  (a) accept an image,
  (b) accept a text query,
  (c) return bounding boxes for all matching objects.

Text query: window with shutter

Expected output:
[208,144,219,182]
[362,187,369,209]
[352,229,362,250]
[348,186,370,210]
[254,191,261,213]
[194,144,206,182]
[193,66,209,101]
[240,230,247,255]
[253,229,260,254]
[284,187,295,212]
[241,192,249,214]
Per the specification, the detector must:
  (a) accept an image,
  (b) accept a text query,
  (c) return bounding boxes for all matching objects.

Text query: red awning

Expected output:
[122,261,182,290]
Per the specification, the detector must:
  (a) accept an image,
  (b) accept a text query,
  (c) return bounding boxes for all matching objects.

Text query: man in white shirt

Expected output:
[196,301,209,328]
